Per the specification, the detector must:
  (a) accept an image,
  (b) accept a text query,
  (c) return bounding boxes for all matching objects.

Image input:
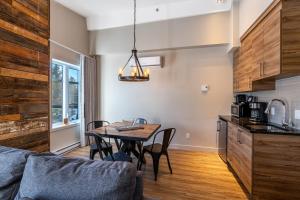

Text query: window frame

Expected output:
[50,59,81,131]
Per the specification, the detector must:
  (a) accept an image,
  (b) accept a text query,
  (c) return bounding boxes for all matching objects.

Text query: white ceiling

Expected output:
[55,0,232,30]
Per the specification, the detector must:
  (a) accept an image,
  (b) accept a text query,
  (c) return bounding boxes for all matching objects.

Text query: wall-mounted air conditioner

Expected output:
[130,56,163,68]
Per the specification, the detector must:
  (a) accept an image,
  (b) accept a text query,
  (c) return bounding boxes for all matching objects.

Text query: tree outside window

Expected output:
[51,60,81,128]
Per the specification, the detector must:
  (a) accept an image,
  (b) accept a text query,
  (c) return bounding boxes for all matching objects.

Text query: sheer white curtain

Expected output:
[80,56,100,146]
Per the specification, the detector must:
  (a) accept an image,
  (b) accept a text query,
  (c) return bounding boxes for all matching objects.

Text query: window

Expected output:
[51,59,81,128]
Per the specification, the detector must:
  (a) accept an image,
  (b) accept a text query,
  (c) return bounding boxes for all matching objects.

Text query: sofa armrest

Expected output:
[134,171,144,200]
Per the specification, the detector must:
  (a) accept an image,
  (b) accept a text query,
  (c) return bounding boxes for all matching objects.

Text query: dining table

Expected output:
[89,121,161,169]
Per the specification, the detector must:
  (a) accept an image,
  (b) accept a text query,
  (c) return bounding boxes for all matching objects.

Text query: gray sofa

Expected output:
[0,146,143,200]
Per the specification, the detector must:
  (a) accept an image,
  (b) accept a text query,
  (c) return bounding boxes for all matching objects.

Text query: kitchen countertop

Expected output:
[219,115,300,136]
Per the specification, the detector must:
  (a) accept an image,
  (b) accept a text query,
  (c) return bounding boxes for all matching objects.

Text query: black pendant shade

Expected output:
[118,0,149,82]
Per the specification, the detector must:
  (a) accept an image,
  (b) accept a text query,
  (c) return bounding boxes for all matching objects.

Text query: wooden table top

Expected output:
[90,122,161,142]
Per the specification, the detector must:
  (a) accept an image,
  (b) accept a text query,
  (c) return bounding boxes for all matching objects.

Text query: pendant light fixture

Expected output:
[118,0,150,82]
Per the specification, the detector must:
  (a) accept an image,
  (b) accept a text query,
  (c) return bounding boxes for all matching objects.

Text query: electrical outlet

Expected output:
[186,133,191,139]
[295,110,300,120]
[271,107,276,116]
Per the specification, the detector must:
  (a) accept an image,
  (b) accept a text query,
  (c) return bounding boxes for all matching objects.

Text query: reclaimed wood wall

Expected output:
[0,0,50,152]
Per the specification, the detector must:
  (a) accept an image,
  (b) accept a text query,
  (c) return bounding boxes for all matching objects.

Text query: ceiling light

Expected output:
[118,0,149,82]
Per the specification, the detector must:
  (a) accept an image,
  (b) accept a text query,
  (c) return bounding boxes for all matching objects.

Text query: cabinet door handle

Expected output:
[248,77,251,89]
[262,61,265,76]
[260,62,262,77]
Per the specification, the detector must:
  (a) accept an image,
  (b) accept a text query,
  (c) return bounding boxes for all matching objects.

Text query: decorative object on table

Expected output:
[85,120,113,160]
[116,125,144,132]
[118,0,150,82]
[141,128,176,181]
[63,118,68,125]
[133,118,148,125]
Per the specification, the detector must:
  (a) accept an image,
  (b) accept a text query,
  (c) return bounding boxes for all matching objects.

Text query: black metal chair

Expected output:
[85,120,113,160]
[141,128,176,181]
[93,133,132,162]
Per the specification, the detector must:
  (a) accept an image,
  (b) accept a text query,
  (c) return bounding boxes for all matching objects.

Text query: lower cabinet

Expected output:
[227,123,252,193]
[227,122,300,200]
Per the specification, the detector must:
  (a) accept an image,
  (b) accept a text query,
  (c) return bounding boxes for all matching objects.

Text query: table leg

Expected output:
[137,142,144,170]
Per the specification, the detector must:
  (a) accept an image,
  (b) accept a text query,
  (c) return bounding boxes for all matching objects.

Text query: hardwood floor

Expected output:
[66,147,248,200]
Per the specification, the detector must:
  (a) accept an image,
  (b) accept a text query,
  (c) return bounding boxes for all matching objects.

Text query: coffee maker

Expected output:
[231,95,250,118]
[249,102,268,122]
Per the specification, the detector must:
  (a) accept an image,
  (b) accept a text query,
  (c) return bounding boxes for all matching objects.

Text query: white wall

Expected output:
[90,12,230,55]
[228,0,240,51]
[100,46,233,150]
[50,1,89,55]
[239,0,273,37]
[50,1,89,152]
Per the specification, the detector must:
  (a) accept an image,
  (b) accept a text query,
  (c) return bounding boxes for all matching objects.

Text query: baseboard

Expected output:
[169,144,218,152]
[52,142,81,155]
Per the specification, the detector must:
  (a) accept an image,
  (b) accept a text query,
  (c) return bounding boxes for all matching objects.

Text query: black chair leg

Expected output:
[90,149,98,160]
[152,154,160,181]
[98,151,104,160]
[89,150,93,160]
[166,152,173,174]
[108,147,113,155]
[103,149,109,156]
[137,142,146,164]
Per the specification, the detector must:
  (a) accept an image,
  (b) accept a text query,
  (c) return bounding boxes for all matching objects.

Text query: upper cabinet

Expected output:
[234,0,300,93]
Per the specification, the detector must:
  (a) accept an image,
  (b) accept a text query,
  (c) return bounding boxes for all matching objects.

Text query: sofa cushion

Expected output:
[0,146,34,200]
[15,155,137,200]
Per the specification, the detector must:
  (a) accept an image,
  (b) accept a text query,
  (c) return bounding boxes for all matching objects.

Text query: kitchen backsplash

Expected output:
[247,76,300,129]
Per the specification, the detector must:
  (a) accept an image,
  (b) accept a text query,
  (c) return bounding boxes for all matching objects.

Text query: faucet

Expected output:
[265,99,290,128]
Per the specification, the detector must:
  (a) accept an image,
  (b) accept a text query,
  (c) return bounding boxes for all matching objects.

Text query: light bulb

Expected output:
[118,68,123,76]
[144,68,150,77]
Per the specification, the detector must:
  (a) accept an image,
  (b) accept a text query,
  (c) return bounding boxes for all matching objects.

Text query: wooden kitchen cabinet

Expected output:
[251,22,264,81]
[236,128,252,193]
[227,123,253,193]
[250,3,281,81]
[227,121,300,200]
[233,49,240,92]
[227,123,240,174]
[233,0,300,92]
[262,6,281,78]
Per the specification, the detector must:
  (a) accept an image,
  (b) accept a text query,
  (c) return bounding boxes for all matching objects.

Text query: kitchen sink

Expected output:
[246,124,290,132]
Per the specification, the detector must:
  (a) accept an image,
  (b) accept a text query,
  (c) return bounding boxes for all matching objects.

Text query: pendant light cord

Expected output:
[133,0,137,50]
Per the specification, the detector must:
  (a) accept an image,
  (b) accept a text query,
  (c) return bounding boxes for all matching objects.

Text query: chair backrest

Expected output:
[152,128,176,153]
[86,121,110,145]
[133,118,147,125]
[86,120,110,131]
[161,128,176,153]
[92,133,114,160]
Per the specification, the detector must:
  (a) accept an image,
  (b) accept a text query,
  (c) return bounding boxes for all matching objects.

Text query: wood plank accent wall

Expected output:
[0,0,50,152]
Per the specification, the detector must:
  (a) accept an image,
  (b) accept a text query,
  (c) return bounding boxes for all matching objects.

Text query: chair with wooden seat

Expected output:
[93,133,132,162]
[85,120,113,160]
[141,128,176,181]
